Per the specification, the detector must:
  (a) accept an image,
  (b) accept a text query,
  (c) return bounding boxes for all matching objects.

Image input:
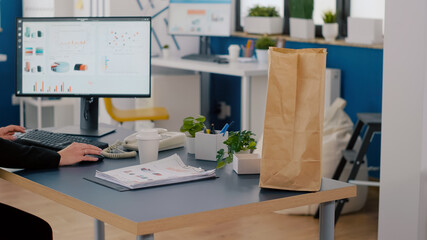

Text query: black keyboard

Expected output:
[181,54,228,63]
[15,129,109,151]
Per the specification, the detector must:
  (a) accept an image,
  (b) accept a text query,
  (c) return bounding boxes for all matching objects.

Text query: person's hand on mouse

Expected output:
[0,125,26,141]
[58,142,102,166]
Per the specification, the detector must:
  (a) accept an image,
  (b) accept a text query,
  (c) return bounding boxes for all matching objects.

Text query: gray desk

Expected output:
[0,127,356,240]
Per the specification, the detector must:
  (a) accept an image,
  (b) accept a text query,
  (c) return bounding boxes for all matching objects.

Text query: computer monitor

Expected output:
[15,17,151,136]
[168,0,233,37]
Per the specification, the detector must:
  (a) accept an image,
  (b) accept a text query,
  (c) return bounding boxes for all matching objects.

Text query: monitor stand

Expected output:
[54,97,116,137]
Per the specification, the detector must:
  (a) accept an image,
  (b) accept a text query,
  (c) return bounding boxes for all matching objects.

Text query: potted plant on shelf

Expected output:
[289,0,315,39]
[216,130,260,174]
[180,115,206,154]
[162,44,170,58]
[255,36,276,64]
[244,5,283,35]
[322,10,338,42]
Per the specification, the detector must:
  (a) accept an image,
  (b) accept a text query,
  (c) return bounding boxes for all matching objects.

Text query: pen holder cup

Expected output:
[195,131,228,161]
[241,47,254,58]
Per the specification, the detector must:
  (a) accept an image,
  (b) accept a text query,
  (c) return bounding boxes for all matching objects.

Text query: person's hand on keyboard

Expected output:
[0,125,26,141]
[58,142,102,166]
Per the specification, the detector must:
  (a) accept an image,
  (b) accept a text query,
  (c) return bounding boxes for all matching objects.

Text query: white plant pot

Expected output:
[186,136,195,154]
[255,49,268,64]
[346,17,383,44]
[244,16,283,34]
[322,23,338,42]
[232,153,261,174]
[289,18,315,39]
[162,48,170,58]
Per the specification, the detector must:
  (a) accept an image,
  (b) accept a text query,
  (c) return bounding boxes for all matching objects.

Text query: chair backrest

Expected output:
[104,98,169,123]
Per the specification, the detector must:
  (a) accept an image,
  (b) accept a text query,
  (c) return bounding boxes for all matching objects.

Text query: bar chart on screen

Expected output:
[31,81,71,93]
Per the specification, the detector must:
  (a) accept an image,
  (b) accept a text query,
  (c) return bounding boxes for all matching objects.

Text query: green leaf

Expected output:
[180,115,206,137]
[216,149,225,160]
[322,10,336,23]
[289,0,313,19]
[255,36,277,50]
[248,5,280,17]
[216,161,225,169]
[195,115,206,123]
[225,156,233,164]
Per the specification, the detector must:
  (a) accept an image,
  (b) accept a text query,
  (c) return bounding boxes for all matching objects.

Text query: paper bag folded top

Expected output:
[259,47,327,191]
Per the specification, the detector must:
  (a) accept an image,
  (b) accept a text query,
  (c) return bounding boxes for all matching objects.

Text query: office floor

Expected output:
[0,179,378,239]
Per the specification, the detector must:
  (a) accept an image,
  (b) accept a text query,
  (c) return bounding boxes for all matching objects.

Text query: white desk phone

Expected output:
[124,128,185,151]
[101,128,186,159]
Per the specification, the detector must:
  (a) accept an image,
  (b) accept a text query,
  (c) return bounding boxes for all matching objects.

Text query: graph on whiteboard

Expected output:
[108,0,201,57]
[168,3,231,36]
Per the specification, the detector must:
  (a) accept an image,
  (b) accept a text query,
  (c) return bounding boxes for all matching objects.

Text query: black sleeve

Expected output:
[0,138,60,169]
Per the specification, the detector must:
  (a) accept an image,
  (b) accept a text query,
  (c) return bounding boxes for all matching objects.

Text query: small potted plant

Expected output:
[180,115,206,154]
[162,44,170,58]
[255,36,276,64]
[244,5,283,34]
[216,130,259,174]
[289,0,315,39]
[322,10,338,42]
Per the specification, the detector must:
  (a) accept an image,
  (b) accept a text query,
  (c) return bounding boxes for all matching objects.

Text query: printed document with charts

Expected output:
[95,154,216,189]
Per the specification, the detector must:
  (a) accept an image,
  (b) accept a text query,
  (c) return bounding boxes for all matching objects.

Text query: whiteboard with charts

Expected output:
[168,0,232,37]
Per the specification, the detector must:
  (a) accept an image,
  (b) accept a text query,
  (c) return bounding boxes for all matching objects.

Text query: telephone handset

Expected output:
[123,128,186,152]
[101,129,185,159]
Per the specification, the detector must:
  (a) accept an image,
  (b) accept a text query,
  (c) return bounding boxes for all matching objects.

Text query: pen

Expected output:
[210,123,215,134]
[220,123,229,135]
[220,121,234,136]
[246,40,251,57]
[246,40,252,57]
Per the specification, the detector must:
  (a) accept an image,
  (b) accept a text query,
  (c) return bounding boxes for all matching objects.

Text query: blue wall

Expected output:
[0,0,22,126]
[210,37,383,178]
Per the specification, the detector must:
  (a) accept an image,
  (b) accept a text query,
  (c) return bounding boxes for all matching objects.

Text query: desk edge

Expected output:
[0,169,355,236]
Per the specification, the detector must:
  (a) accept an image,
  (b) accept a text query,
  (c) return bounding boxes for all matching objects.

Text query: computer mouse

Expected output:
[85,154,105,161]
[214,58,229,64]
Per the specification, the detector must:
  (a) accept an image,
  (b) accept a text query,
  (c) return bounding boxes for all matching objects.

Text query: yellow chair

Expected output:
[104,98,169,123]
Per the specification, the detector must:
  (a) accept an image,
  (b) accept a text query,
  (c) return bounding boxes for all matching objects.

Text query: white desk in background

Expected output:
[151,57,268,131]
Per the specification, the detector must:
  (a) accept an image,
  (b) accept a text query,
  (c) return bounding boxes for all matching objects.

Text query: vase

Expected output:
[290,18,315,39]
[244,16,283,34]
[186,136,195,154]
[162,48,170,58]
[255,49,268,64]
[322,23,338,42]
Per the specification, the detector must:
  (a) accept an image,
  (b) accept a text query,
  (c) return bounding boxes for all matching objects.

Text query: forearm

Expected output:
[0,138,60,169]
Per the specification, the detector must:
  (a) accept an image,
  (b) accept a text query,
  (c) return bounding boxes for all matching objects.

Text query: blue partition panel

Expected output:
[0,1,22,126]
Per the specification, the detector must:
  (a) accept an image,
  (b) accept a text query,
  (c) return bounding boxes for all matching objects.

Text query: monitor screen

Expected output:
[168,0,232,37]
[16,17,151,98]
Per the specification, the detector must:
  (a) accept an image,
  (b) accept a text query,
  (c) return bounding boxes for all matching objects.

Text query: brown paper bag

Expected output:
[259,47,327,191]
